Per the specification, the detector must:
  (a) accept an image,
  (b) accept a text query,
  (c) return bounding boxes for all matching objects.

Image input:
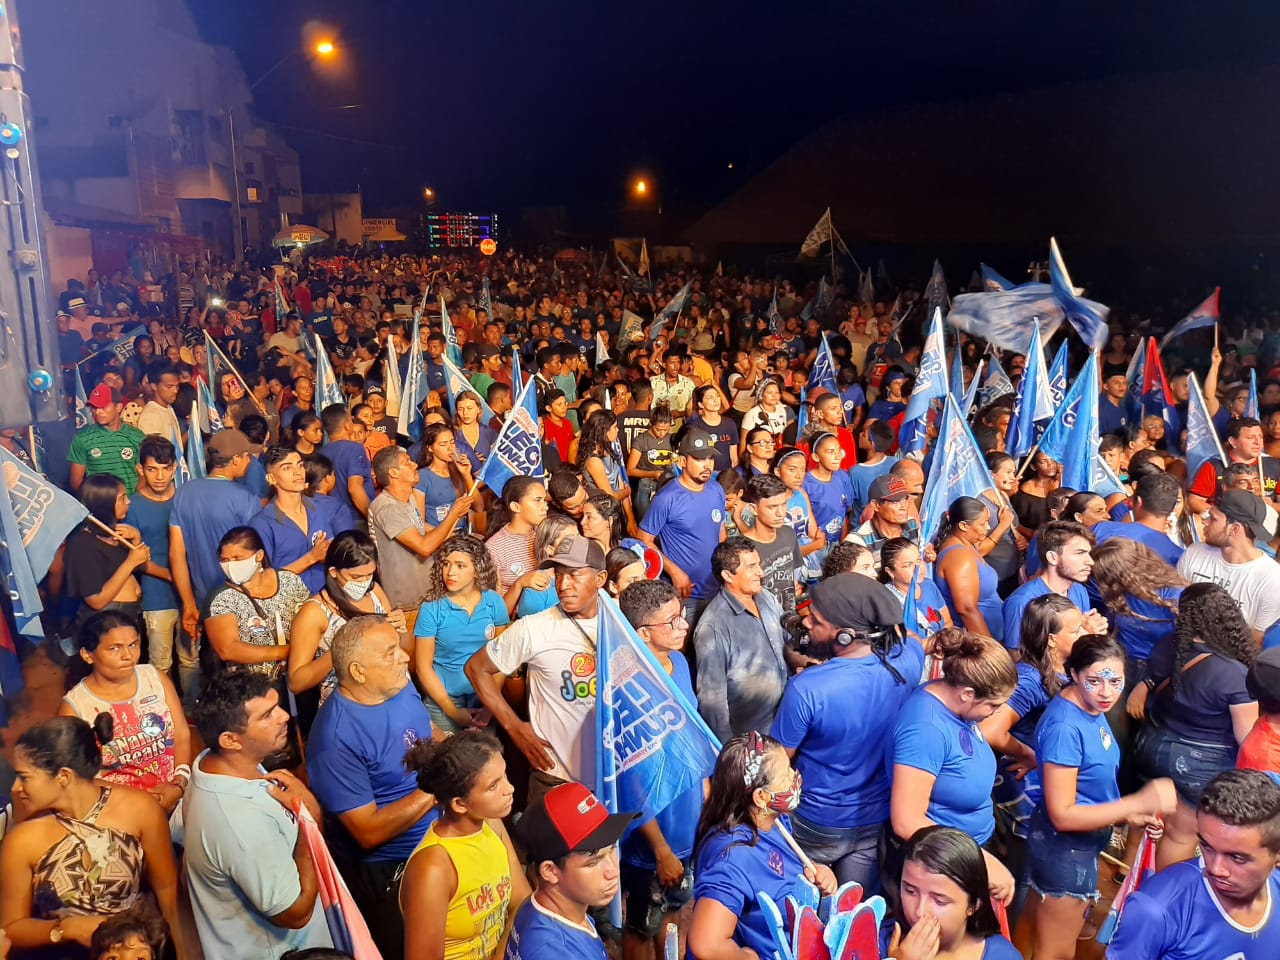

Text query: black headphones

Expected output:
[833,623,908,685]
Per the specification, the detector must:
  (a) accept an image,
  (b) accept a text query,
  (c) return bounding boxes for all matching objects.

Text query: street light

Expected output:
[315,40,336,56]
[249,39,340,92]
[633,178,648,196]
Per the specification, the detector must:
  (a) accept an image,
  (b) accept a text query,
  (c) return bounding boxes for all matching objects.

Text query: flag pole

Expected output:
[204,331,268,418]
[1015,439,1043,480]
[85,513,137,548]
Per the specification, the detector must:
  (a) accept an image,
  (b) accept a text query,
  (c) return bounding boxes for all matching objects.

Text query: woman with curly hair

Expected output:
[1134,582,1259,867]
[413,535,509,733]
[575,409,636,533]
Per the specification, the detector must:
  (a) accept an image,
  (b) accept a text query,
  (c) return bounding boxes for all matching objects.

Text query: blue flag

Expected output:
[595,594,719,930]
[1060,353,1103,492]
[961,359,984,419]
[899,308,949,454]
[1160,288,1220,349]
[398,335,428,442]
[442,355,495,423]
[1248,368,1260,420]
[511,347,523,393]
[1124,336,1147,423]
[0,445,89,587]
[1048,342,1069,410]
[925,259,948,321]
[1004,321,1053,459]
[477,378,543,495]
[478,278,493,318]
[313,334,344,411]
[980,264,1016,291]
[187,390,208,480]
[948,283,1066,354]
[1040,350,1097,466]
[902,563,924,642]
[440,296,464,367]
[808,332,839,394]
[919,395,998,547]
[978,353,1015,407]
[198,379,224,434]
[1049,237,1110,351]
[1184,371,1227,481]
[767,287,782,333]
[649,280,693,341]
[71,364,89,430]
[796,386,809,440]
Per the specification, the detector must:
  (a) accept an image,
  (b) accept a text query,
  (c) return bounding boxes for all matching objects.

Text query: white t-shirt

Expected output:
[484,605,597,783]
[1177,543,1280,631]
[137,401,182,449]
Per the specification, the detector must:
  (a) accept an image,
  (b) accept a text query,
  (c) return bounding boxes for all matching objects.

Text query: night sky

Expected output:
[190,1,1280,223]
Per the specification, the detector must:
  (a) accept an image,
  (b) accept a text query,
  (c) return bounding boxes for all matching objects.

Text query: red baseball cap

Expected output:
[87,384,123,408]
[516,782,637,863]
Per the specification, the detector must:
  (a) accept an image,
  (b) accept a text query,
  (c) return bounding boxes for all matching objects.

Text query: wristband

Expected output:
[173,763,192,782]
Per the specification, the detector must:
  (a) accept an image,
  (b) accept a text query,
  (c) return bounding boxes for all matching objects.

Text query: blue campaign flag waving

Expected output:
[919,395,998,547]
[71,364,90,430]
[978,353,1015,407]
[925,259,949,321]
[808,332,839,394]
[440,296,464,367]
[187,389,209,480]
[1004,321,1053,459]
[0,445,88,591]
[198,379,224,435]
[899,308,949,455]
[767,288,782,333]
[1040,349,1098,466]
[1184,371,1227,481]
[1248,367,1260,420]
[398,334,429,441]
[595,594,719,843]
[948,283,1066,354]
[1048,342,1069,410]
[477,377,543,495]
[949,333,966,407]
[1160,287,1220,350]
[1049,237,1110,351]
[313,334,345,411]
[650,280,693,341]
[1060,353,1103,492]
[961,360,984,419]
[478,278,493,318]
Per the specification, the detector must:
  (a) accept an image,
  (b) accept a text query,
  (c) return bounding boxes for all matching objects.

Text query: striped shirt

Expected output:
[68,423,145,493]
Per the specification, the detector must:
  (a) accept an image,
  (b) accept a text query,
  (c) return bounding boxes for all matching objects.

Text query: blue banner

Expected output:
[1248,368,1260,420]
[925,259,948,321]
[442,355,495,423]
[478,278,493,318]
[899,308,949,455]
[1184,371,1226,481]
[477,378,543,494]
[978,353,1015,407]
[961,360,983,419]
[1060,353,1102,492]
[313,334,345,412]
[1005,321,1053,458]
[919,395,998,546]
[1049,237,1110,351]
[595,594,720,837]
[650,280,693,341]
[1048,342,1069,409]
[398,329,428,441]
[187,390,208,480]
[440,297,464,367]
[0,446,88,585]
[980,263,1016,291]
[71,364,89,430]
[1039,350,1096,466]
[808,332,839,394]
[198,379,224,435]
[948,283,1066,354]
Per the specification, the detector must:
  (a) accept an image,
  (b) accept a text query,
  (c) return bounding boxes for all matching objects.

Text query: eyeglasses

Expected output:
[641,613,687,631]
[751,439,776,448]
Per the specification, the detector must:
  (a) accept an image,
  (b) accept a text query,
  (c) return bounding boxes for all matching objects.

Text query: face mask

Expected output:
[220,555,259,586]
[765,782,802,814]
[342,577,373,601]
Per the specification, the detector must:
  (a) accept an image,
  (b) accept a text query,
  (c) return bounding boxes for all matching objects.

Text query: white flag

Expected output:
[800,207,833,257]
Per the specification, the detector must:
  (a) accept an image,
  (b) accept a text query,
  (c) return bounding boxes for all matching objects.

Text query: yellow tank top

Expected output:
[407,821,513,960]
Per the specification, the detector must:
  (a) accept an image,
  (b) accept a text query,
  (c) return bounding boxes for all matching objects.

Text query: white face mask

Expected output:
[342,577,373,601]
[220,555,260,586]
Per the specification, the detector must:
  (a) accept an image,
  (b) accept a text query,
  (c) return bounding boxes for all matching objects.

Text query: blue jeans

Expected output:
[1136,721,1236,804]
[790,813,884,895]
[1026,806,1111,901]
[424,692,481,734]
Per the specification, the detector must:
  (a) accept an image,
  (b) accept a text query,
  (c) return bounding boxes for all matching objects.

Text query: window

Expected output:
[244,161,257,176]
[207,115,224,145]
[174,110,205,165]
[246,186,260,202]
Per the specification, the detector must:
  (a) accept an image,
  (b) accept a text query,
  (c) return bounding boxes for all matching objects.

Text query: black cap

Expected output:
[809,573,905,633]
[678,428,717,458]
[1218,489,1268,540]
[1247,647,1280,704]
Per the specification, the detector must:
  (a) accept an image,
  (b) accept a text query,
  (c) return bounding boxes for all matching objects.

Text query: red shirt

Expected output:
[543,415,575,463]
[799,426,858,470]
[1238,715,1280,776]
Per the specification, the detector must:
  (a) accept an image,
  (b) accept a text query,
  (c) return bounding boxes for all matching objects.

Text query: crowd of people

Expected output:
[3,247,1280,960]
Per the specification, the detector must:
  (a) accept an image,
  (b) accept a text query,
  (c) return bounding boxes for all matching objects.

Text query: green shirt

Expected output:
[67,423,145,493]
[469,371,497,402]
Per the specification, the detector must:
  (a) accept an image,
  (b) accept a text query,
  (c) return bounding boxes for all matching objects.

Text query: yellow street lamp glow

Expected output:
[633,179,648,196]
[315,40,336,56]
[423,187,435,199]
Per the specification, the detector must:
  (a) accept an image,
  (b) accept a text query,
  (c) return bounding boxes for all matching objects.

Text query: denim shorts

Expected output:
[1135,721,1237,804]
[1025,806,1111,901]
[619,859,694,938]
[790,813,884,895]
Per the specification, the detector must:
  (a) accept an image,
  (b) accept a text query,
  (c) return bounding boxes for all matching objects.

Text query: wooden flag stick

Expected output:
[86,513,136,548]
[204,331,268,417]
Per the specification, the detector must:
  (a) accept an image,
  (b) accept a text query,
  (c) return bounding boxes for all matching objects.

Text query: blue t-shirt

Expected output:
[891,685,997,844]
[803,470,855,540]
[981,936,1023,960]
[249,497,338,595]
[848,457,898,514]
[694,820,807,960]
[313,492,360,535]
[306,684,436,863]
[126,493,178,611]
[414,591,510,697]
[1035,693,1121,807]
[505,898,607,960]
[772,641,925,828]
[239,455,271,501]
[1093,520,1184,567]
[517,582,558,618]
[1112,586,1181,661]
[1002,579,1091,651]
[867,399,905,423]
[1098,394,1129,436]
[841,384,867,423]
[1108,860,1280,960]
[416,468,461,527]
[454,425,496,472]
[621,653,702,868]
[317,440,374,516]
[169,476,264,607]
[639,479,726,599]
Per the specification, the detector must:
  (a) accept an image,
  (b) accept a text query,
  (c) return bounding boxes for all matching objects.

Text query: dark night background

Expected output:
[189,1,1280,225]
